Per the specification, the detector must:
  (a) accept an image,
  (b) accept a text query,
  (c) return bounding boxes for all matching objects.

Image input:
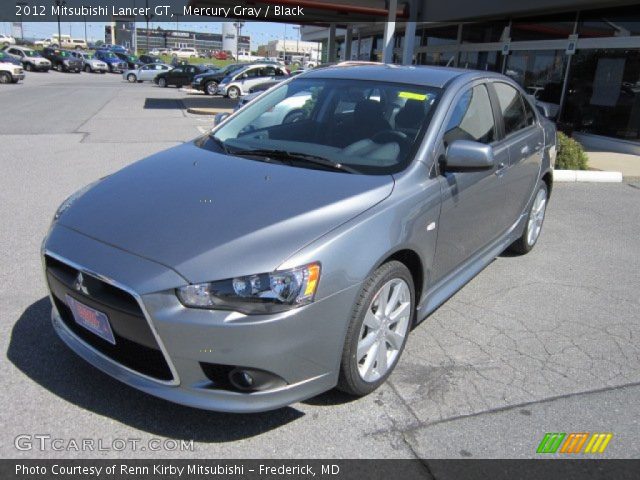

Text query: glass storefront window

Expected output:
[578,7,640,38]
[461,21,509,43]
[421,51,457,67]
[564,49,640,141]
[458,50,501,72]
[510,14,577,41]
[504,50,567,117]
[422,25,459,47]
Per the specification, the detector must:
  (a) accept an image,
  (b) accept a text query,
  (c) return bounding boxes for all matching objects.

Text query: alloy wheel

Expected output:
[206,82,217,95]
[357,278,411,382]
[527,187,547,246]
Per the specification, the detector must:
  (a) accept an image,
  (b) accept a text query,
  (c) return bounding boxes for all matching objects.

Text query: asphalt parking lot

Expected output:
[1,71,639,459]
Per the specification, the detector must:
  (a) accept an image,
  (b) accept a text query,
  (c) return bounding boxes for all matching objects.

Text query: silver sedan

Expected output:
[123,63,172,83]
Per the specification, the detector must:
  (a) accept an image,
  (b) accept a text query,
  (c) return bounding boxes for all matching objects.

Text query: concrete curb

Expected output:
[186,107,220,115]
[554,170,623,183]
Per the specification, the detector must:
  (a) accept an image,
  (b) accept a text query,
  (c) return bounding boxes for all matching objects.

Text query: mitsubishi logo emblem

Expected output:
[73,272,89,295]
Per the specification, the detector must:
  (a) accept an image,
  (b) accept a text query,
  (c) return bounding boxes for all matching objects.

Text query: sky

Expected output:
[2,21,304,48]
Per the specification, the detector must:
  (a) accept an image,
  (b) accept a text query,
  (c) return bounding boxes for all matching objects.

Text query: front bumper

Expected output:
[30,63,50,71]
[191,81,204,91]
[13,72,25,80]
[44,225,359,412]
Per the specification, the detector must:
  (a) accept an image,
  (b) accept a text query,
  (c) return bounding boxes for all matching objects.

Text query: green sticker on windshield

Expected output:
[398,91,428,101]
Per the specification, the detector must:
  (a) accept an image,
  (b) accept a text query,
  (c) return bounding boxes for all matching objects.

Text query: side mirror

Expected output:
[213,112,230,126]
[445,140,495,172]
[241,73,248,79]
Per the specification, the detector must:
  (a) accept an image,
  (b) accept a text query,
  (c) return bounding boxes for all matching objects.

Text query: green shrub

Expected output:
[556,132,589,170]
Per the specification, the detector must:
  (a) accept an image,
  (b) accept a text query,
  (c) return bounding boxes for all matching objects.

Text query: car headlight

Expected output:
[53,179,102,222]
[177,263,321,314]
[63,59,70,64]
[194,77,202,83]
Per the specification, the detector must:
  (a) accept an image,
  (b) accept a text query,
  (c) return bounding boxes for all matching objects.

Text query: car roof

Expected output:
[304,64,492,89]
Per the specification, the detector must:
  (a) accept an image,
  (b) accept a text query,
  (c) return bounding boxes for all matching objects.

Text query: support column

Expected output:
[382,0,397,64]
[402,0,417,65]
[345,25,353,61]
[328,23,337,62]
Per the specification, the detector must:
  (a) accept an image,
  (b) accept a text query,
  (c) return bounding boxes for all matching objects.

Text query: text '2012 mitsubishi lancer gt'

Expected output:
[43,64,556,413]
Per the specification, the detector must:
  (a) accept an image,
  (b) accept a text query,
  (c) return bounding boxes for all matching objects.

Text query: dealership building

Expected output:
[292,0,640,154]
[105,23,250,55]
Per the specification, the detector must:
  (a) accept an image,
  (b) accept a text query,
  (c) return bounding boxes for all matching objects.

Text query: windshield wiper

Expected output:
[232,149,358,174]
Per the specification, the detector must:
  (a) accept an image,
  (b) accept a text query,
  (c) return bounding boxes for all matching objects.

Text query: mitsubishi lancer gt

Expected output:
[42,65,556,412]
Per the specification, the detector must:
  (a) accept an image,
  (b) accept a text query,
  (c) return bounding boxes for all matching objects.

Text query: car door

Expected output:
[237,67,262,92]
[431,82,510,284]
[167,67,184,86]
[489,81,545,227]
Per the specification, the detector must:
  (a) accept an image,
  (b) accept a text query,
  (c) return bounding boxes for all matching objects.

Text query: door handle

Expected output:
[520,145,530,156]
[495,162,506,176]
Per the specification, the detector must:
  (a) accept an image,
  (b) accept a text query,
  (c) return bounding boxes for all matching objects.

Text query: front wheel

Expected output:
[337,261,414,396]
[508,181,548,255]
[0,72,12,84]
[84,65,91,73]
[204,81,217,95]
[25,63,33,72]
[56,63,63,72]
[227,86,240,99]
[158,77,167,87]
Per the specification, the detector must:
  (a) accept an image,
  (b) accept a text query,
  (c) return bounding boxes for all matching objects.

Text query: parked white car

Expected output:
[217,64,289,99]
[0,55,24,83]
[0,34,16,47]
[173,48,198,59]
[123,63,172,83]
[3,46,51,71]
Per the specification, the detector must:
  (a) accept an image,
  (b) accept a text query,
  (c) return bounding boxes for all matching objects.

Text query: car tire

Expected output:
[337,260,414,397]
[158,77,167,87]
[56,63,63,72]
[25,63,33,72]
[0,72,12,84]
[204,81,217,95]
[84,65,91,73]
[127,73,137,83]
[227,86,240,99]
[508,180,548,255]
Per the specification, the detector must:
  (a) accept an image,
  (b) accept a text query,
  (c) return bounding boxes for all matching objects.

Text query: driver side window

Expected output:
[444,84,496,146]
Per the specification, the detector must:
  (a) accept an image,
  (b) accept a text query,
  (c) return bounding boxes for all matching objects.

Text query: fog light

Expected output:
[229,368,286,392]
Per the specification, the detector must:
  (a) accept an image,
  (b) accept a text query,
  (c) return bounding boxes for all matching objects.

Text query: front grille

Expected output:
[46,255,173,381]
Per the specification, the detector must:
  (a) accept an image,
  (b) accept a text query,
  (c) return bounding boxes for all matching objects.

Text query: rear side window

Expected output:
[494,82,529,136]
[444,84,496,145]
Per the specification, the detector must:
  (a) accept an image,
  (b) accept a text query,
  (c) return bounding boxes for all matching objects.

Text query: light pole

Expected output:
[16,2,27,42]
[233,21,244,60]
[54,0,66,47]
[293,25,300,55]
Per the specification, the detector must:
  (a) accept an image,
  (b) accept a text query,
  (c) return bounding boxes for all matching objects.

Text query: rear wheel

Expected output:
[25,63,33,72]
[56,63,63,72]
[337,261,414,396]
[205,81,217,95]
[283,109,305,124]
[227,86,240,99]
[127,73,137,83]
[508,181,548,255]
[158,77,167,87]
[84,65,91,73]
[0,72,12,84]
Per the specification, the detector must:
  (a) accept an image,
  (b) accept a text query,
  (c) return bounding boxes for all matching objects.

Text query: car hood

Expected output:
[58,141,394,284]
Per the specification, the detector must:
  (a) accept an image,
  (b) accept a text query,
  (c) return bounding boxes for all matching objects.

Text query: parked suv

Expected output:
[70,51,108,73]
[42,47,82,73]
[0,34,15,47]
[217,64,289,99]
[114,52,141,70]
[42,65,555,412]
[93,50,128,73]
[3,46,51,71]
[0,51,24,83]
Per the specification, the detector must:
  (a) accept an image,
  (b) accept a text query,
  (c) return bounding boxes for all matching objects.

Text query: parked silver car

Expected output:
[42,65,556,412]
[123,63,172,83]
[3,46,51,71]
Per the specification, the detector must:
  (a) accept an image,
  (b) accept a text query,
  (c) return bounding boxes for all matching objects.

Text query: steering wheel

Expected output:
[371,130,407,145]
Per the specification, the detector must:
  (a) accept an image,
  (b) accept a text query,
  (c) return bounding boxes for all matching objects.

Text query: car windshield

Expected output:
[206,77,441,175]
[101,52,117,59]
